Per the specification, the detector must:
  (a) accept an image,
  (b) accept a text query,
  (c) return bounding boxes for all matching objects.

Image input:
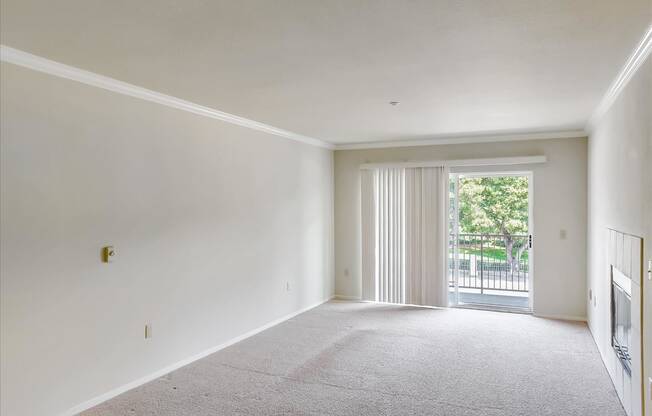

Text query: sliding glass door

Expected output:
[448,172,533,311]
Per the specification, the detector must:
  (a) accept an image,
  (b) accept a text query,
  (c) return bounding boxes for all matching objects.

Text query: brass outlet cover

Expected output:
[102,246,115,263]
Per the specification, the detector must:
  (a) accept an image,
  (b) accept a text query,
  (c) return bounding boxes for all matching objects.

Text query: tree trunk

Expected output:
[503,233,515,273]
[502,225,524,273]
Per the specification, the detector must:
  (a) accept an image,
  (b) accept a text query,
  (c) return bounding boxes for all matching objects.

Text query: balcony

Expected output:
[449,233,530,310]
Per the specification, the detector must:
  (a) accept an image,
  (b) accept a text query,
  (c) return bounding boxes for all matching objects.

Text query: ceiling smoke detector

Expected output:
[389,101,400,106]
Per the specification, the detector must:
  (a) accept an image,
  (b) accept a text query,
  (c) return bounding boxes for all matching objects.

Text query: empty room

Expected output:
[1,1,651,415]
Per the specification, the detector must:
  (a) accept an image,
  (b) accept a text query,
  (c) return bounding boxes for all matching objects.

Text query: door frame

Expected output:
[449,170,534,311]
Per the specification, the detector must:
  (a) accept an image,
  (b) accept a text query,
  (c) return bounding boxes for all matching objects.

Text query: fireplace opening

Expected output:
[611,266,632,375]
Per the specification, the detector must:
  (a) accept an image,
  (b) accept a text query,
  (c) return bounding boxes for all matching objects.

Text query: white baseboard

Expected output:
[61,296,334,416]
[333,294,362,300]
[533,313,587,322]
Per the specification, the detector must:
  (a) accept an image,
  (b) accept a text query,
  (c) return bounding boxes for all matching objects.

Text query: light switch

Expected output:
[559,229,567,240]
[102,246,116,263]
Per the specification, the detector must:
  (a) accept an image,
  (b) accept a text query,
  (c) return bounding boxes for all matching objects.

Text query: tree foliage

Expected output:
[458,176,528,236]
[456,176,529,270]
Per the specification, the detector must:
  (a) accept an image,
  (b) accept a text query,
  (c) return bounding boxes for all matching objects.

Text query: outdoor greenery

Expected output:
[459,246,528,261]
[456,176,529,268]
[458,176,528,235]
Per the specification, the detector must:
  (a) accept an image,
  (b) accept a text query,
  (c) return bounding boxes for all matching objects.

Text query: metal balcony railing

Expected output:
[449,233,530,293]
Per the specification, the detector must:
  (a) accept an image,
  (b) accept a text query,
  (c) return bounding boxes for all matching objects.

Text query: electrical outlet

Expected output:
[145,324,152,339]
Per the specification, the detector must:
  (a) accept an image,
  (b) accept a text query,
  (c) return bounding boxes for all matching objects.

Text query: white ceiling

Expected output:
[1,1,650,145]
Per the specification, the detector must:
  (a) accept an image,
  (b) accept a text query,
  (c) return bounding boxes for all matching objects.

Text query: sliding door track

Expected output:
[453,303,532,315]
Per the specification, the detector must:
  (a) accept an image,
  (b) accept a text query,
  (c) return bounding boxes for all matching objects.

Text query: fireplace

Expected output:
[611,266,632,374]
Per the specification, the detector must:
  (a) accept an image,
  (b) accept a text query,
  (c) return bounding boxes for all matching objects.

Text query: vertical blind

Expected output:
[361,166,449,307]
[373,168,405,303]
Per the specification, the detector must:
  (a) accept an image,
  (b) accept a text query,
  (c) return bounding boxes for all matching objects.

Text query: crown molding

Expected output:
[334,130,587,150]
[359,155,547,169]
[0,45,334,150]
[586,24,652,132]
[7,25,649,152]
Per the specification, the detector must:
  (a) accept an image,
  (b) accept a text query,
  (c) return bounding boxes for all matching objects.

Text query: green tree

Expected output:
[457,176,529,270]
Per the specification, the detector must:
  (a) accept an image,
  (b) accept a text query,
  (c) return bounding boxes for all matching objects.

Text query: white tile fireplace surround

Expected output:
[605,228,644,416]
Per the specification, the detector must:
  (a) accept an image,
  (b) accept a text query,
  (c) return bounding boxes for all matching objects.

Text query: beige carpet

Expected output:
[82,301,623,415]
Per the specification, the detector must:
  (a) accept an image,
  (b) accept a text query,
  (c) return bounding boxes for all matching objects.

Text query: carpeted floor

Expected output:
[82,301,623,415]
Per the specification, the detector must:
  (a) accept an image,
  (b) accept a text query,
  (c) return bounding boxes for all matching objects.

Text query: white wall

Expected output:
[334,138,588,319]
[0,63,334,416]
[587,57,651,416]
